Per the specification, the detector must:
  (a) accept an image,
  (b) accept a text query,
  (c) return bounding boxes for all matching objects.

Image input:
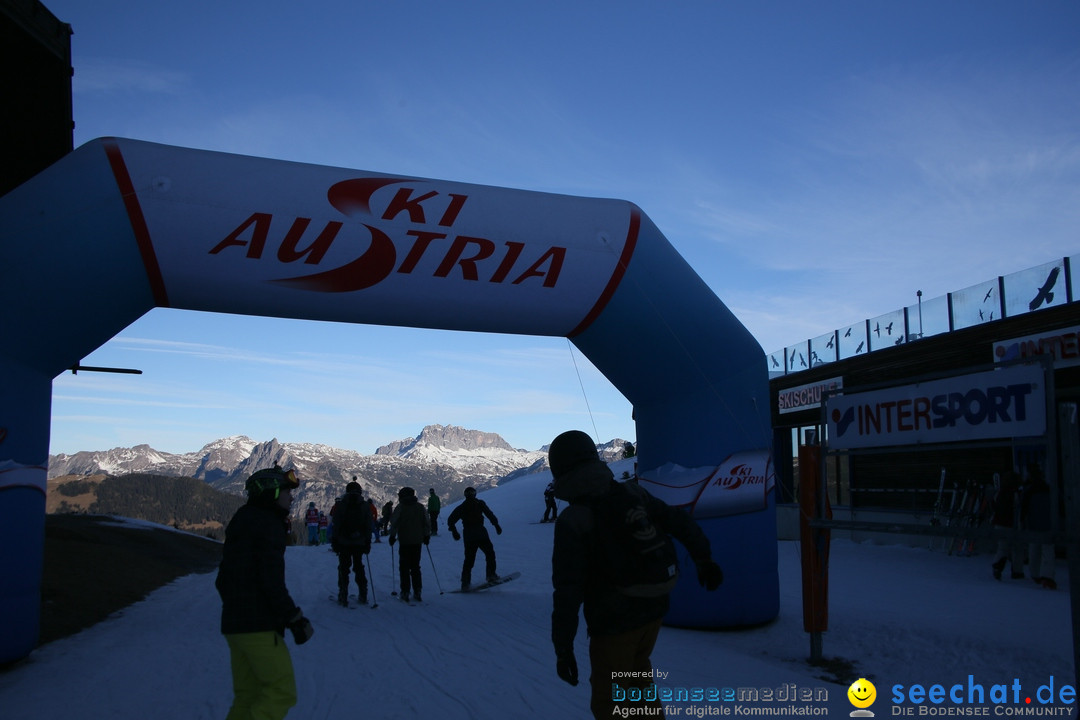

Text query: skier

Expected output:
[447,486,502,589]
[368,496,382,543]
[381,500,394,536]
[427,488,441,535]
[216,465,314,720]
[331,481,372,605]
[318,511,329,545]
[304,501,320,545]
[547,430,723,719]
[542,482,558,522]
[389,486,430,602]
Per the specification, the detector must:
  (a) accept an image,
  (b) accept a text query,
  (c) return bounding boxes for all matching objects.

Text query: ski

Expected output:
[328,593,358,609]
[449,571,521,594]
[328,593,375,609]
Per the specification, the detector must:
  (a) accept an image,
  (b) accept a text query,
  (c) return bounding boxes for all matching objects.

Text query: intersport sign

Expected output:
[824,365,1045,450]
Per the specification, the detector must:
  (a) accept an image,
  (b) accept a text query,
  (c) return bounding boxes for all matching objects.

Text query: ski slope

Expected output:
[0,460,1073,718]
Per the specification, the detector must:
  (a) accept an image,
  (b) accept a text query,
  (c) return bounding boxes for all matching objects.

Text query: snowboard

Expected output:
[449,571,521,594]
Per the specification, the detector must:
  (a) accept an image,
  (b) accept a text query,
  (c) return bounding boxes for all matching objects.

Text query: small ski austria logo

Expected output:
[609,669,830,717]
[889,675,1076,716]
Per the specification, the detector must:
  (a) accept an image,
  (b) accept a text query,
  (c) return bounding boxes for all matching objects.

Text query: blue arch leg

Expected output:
[0,363,51,663]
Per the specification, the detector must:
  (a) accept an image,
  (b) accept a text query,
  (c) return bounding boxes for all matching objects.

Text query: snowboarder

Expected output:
[304,501,320,545]
[542,482,558,522]
[389,486,430,602]
[427,488,441,535]
[447,486,502,590]
[331,481,372,605]
[216,465,313,720]
[547,430,723,720]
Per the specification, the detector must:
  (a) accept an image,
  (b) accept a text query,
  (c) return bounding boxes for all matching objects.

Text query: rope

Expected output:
[566,339,601,443]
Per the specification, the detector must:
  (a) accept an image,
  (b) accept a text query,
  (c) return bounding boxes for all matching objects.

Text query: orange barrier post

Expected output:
[799,444,831,662]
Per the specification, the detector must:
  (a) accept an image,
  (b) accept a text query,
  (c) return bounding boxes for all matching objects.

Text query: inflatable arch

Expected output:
[0,138,776,662]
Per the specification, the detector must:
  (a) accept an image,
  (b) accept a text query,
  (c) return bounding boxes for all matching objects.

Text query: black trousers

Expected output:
[337,546,368,598]
[398,544,423,595]
[461,527,496,582]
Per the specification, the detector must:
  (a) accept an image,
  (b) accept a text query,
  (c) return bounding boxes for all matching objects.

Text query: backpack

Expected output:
[334,494,371,547]
[589,480,679,597]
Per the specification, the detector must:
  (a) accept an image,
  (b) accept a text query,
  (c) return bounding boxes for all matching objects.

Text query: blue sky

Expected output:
[43,0,1080,455]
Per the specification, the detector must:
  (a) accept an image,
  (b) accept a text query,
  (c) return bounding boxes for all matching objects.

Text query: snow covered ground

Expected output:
[1,462,1074,718]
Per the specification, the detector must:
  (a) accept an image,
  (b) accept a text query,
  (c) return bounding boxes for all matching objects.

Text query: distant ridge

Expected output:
[48,425,632,518]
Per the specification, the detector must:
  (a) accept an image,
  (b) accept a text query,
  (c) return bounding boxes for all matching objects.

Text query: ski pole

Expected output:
[425,543,444,595]
[390,542,398,596]
[364,552,378,609]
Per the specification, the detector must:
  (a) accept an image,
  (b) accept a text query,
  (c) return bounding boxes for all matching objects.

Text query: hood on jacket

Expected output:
[549,429,613,502]
[552,459,613,502]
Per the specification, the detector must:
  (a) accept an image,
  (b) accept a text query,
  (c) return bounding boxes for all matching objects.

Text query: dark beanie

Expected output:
[548,430,600,479]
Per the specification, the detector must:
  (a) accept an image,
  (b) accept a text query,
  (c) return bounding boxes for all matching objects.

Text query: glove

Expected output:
[556,651,578,686]
[696,560,724,591]
[388,536,396,547]
[451,528,461,541]
[494,524,502,535]
[287,609,314,645]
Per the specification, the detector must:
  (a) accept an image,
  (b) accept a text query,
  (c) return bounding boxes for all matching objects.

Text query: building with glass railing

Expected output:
[767,255,1080,545]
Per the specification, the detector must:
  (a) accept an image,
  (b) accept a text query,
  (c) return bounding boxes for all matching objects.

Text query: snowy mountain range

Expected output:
[47,425,631,513]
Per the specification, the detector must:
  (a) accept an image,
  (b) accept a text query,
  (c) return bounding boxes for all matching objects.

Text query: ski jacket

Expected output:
[216,500,300,636]
[992,473,1021,528]
[331,493,372,550]
[428,493,441,513]
[550,459,712,652]
[305,507,319,527]
[390,496,431,546]
[447,497,499,532]
[1022,480,1052,533]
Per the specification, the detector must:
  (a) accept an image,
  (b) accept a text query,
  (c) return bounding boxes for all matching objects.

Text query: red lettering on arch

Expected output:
[210,212,272,258]
[512,246,565,287]
[434,236,496,280]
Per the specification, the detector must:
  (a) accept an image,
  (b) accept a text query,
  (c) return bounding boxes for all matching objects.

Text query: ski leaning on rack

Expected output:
[945,478,994,556]
[449,572,521,594]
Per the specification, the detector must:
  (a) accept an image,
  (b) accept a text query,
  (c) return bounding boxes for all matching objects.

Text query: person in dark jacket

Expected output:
[548,430,723,720]
[1022,463,1056,589]
[331,480,372,605]
[216,465,314,720]
[991,470,1024,580]
[447,486,502,589]
[389,486,431,601]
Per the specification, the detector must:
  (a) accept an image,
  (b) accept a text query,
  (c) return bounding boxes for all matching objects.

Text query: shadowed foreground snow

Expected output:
[1,460,1074,718]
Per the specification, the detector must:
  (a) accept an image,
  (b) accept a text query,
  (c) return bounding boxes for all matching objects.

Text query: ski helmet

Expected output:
[245,466,299,502]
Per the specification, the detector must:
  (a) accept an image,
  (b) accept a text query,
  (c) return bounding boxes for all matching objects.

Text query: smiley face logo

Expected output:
[848,678,876,709]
